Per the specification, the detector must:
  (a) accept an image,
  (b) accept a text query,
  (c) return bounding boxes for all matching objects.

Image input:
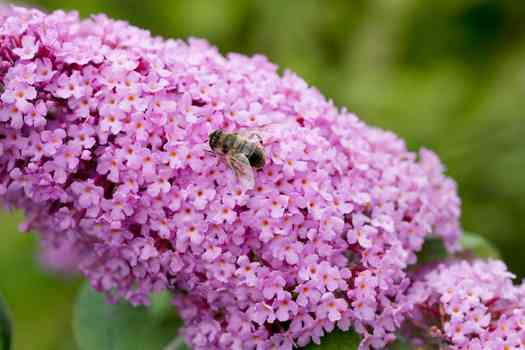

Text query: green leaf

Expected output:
[415,237,449,266]
[149,291,177,322]
[460,231,500,259]
[415,231,501,268]
[388,337,412,350]
[302,329,361,349]
[73,283,187,350]
[0,294,11,350]
[164,337,191,350]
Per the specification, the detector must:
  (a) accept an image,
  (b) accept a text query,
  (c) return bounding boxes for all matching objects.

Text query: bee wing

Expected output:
[227,152,255,189]
[237,129,264,145]
[237,122,294,145]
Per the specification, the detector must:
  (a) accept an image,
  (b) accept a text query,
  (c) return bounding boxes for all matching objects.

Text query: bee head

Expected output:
[209,130,223,150]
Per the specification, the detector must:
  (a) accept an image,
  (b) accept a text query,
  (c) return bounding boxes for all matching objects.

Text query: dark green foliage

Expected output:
[415,231,501,269]
[0,295,11,350]
[73,283,186,350]
[460,231,500,259]
[414,237,450,267]
[302,329,361,349]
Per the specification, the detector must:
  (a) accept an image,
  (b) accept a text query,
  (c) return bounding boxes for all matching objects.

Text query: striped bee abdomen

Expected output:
[248,149,265,168]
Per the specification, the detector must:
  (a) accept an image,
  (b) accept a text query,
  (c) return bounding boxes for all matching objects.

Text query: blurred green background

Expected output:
[1,0,524,349]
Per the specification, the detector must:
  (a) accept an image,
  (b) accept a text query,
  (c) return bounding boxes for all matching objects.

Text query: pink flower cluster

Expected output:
[404,260,525,349]
[0,6,461,349]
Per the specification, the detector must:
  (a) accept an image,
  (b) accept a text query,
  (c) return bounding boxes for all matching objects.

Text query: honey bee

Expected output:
[208,129,266,189]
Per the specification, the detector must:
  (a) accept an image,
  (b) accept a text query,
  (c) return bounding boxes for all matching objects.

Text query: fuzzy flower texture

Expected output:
[404,260,525,349]
[0,6,462,350]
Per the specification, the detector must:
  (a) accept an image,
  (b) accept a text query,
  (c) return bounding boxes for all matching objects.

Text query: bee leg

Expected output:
[205,150,217,157]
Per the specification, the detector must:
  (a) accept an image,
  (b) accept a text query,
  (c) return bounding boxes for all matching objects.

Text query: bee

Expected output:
[208,129,266,189]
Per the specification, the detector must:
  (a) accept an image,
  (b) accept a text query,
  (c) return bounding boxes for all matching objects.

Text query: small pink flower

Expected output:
[139,148,157,178]
[314,261,341,292]
[139,243,159,261]
[272,239,303,265]
[236,102,270,126]
[247,303,275,325]
[353,275,377,307]
[147,168,172,196]
[41,128,66,156]
[274,292,298,322]
[13,35,38,60]
[295,281,321,307]
[96,152,123,182]
[266,193,289,218]
[347,224,376,249]
[55,143,81,170]
[0,104,24,129]
[68,124,96,149]
[235,255,259,287]
[53,72,86,99]
[263,274,286,300]
[187,184,215,210]
[208,197,237,224]
[149,217,172,239]
[178,222,206,245]
[100,112,124,135]
[71,180,104,208]
[317,292,348,322]
[34,58,54,82]
[352,299,376,321]
[2,82,36,111]
[161,143,188,169]
[24,101,47,127]
[102,196,134,222]
[282,157,307,177]
[117,86,147,112]
[298,254,320,281]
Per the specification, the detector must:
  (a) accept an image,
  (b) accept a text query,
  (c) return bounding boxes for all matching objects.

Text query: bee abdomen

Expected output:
[248,149,265,169]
